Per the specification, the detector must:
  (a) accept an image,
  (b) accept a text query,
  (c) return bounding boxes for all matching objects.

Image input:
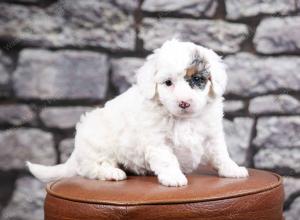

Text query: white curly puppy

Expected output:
[28,39,248,187]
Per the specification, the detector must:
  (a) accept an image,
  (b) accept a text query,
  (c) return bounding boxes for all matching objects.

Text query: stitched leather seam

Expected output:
[46,173,282,206]
[46,184,282,207]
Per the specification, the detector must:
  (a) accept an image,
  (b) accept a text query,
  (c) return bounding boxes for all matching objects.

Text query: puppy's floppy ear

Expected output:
[204,48,227,97]
[136,53,157,99]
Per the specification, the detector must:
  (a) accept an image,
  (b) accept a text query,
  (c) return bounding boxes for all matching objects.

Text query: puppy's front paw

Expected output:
[218,165,249,178]
[158,171,188,187]
[100,167,127,181]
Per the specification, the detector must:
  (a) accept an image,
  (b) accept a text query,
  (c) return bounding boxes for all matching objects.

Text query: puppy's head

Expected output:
[136,39,227,118]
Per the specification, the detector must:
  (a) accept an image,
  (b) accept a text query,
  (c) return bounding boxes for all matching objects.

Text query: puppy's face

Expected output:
[136,40,227,118]
[156,53,211,118]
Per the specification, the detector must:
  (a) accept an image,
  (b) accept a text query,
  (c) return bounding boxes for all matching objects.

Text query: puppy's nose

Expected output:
[179,101,190,109]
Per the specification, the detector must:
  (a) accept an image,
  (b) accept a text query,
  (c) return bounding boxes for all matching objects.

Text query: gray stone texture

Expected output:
[225,53,300,97]
[224,100,245,113]
[285,197,300,220]
[226,0,297,19]
[0,104,35,125]
[3,0,41,2]
[254,148,300,172]
[254,116,300,172]
[13,49,109,100]
[249,95,300,114]
[114,0,140,12]
[40,107,92,129]
[224,118,254,166]
[59,138,74,162]
[0,1,136,50]
[142,0,218,17]
[0,128,55,170]
[254,116,300,148]
[139,18,249,53]
[283,177,300,201]
[1,176,45,220]
[254,16,300,54]
[0,51,11,84]
[112,57,144,93]
[0,50,12,96]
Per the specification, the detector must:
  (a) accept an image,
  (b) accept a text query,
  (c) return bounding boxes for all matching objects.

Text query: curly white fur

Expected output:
[28,39,248,187]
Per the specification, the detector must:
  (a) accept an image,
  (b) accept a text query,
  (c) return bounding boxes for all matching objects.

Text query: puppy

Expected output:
[28,39,248,187]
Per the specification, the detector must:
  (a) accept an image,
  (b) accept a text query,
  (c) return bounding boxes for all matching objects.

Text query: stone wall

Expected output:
[0,0,299,219]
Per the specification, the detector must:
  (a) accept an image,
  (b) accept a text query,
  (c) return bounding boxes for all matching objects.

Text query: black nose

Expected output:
[179,101,190,109]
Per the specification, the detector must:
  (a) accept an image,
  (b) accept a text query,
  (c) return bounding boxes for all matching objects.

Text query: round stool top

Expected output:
[46,168,282,206]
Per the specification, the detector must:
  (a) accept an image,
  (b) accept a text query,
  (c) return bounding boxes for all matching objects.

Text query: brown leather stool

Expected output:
[45,169,284,220]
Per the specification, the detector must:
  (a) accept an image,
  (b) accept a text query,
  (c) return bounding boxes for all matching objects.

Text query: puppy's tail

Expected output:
[26,153,77,182]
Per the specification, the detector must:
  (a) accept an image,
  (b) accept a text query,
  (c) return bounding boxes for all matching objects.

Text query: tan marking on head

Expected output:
[186,66,198,77]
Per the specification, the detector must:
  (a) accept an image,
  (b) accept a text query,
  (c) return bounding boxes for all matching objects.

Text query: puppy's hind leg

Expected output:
[77,159,127,181]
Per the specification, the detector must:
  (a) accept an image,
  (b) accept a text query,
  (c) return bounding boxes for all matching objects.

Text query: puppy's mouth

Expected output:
[172,108,196,118]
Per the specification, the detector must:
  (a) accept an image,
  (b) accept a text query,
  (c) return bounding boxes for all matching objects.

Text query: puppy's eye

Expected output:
[192,76,205,83]
[192,76,200,82]
[165,80,173,86]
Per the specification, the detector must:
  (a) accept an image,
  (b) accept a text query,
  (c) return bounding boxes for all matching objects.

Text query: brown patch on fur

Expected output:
[208,76,216,97]
[186,66,198,77]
